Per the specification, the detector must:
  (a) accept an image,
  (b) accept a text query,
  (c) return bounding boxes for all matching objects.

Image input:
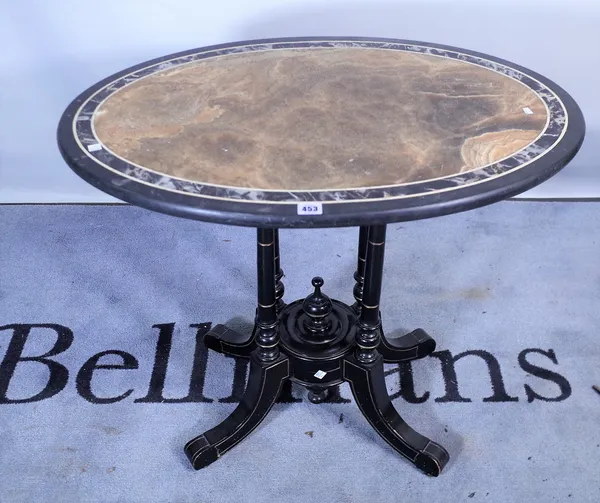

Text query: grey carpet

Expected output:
[0,201,599,503]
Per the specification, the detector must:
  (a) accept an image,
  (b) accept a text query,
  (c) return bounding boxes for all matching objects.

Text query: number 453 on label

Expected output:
[297,203,323,215]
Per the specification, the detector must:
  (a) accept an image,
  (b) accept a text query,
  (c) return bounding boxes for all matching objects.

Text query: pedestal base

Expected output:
[187,299,449,476]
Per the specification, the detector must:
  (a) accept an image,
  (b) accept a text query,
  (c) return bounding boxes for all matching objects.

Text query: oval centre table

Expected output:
[57,37,585,476]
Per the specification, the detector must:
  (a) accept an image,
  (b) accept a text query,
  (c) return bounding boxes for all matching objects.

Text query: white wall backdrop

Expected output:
[1,0,598,203]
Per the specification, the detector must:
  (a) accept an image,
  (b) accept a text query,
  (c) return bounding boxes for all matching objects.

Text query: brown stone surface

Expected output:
[93,48,547,190]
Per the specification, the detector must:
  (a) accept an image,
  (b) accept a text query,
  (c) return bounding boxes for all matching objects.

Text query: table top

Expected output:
[57,37,585,228]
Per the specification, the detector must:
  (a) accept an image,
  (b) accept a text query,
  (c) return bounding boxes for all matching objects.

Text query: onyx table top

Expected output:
[58,37,585,227]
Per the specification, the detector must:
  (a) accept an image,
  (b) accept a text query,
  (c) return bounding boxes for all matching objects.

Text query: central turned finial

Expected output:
[302,277,333,337]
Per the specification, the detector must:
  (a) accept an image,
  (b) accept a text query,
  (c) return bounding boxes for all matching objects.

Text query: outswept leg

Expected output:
[184,351,289,469]
[186,227,287,469]
[343,353,449,476]
[203,323,256,358]
[378,327,436,363]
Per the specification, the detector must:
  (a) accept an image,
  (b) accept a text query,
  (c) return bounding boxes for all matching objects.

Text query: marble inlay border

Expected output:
[72,40,568,205]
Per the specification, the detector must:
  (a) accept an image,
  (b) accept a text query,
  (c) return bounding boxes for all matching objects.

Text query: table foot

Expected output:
[379,328,436,363]
[184,351,289,469]
[203,323,256,358]
[307,386,332,404]
[343,353,449,476]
